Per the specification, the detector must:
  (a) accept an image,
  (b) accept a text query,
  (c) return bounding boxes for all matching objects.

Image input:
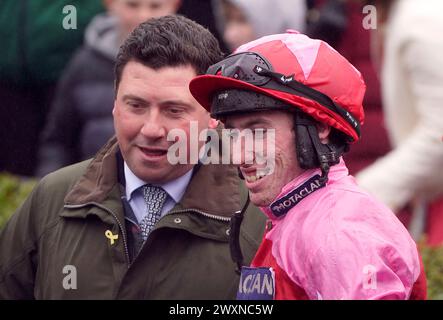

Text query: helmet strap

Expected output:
[294,112,345,184]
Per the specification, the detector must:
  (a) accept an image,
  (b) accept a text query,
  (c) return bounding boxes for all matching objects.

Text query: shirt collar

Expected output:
[124,162,193,203]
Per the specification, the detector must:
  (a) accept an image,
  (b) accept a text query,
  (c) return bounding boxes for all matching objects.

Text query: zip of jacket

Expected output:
[64,203,233,268]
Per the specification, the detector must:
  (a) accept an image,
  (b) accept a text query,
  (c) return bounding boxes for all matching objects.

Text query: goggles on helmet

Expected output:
[206,52,361,140]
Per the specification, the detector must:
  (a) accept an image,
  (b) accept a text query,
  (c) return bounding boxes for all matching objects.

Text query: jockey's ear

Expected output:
[316,122,331,144]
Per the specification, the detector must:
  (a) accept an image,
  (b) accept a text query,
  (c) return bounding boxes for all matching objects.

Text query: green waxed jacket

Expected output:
[0,138,266,299]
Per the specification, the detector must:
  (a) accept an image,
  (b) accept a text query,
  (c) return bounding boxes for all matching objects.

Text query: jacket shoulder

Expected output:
[18,159,93,231]
[40,159,92,193]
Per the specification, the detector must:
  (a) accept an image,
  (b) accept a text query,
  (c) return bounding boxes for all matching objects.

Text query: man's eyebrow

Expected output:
[225,117,272,129]
[158,100,195,110]
[121,94,148,104]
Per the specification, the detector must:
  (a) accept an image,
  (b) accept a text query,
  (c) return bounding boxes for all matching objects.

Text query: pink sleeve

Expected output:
[301,225,421,300]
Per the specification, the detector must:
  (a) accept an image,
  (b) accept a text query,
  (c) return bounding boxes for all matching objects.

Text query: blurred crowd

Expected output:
[0,0,442,243]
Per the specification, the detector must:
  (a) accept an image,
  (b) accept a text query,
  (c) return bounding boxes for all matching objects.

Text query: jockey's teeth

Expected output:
[245,174,265,183]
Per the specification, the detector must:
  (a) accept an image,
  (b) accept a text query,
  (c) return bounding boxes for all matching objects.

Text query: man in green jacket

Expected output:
[0,15,266,299]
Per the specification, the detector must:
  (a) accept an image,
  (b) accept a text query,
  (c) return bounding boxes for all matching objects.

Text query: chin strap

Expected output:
[229,193,250,274]
[295,112,345,184]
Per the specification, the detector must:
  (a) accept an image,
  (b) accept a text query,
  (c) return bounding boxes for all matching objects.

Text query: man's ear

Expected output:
[316,122,331,144]
[208,117,219,129]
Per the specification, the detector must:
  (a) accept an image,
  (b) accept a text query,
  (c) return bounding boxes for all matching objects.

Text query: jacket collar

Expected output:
[63,136,245,218]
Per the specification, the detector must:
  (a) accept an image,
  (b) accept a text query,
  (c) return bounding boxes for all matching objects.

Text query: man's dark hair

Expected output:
[115,15,224,90]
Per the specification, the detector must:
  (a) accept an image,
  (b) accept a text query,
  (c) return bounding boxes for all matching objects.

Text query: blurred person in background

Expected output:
[36,0,181,177]
[212,0,307,52]
[305,0,347,48]
[356,0,443,245]
[0,1,104,176]
[178,0,229,52]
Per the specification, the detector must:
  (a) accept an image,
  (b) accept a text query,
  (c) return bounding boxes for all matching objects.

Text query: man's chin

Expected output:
[249,192,273,208]
[130,162,170,182]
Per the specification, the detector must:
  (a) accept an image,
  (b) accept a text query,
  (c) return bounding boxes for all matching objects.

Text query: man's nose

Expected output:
[140,111,166,140]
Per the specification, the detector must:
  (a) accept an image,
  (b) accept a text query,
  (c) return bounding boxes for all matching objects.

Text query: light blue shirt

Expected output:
[124,162,193,223]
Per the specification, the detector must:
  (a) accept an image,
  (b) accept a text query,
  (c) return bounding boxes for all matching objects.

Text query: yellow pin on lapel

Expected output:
[105,230,118,245]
